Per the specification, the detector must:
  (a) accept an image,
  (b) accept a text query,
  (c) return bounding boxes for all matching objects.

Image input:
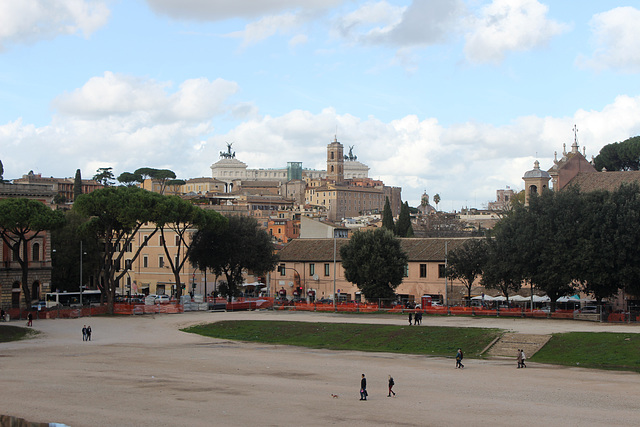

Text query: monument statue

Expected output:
[219,142,236,159]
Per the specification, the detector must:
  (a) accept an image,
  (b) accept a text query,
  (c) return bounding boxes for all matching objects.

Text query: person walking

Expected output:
[521,349,526,368]
[359,374,367,401]
[408,312,413,325]
[86,325,92,341]
[27,312,33,327]
[82,325,87,341]
[416,312,422,325]
[517,349,523,368]
[387,375,396,397]
[1,308,5,322]
[456,348,464,369]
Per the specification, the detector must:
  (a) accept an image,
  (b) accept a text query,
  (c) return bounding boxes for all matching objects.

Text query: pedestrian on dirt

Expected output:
[521,349,526,368]
[408,312,413,325]
[82,325,87,341]
[27,312,33,327]
[456,348,464,368]
[415,312,422,325]
[359,374,368,401]
[388,375,396,397]
[86,325,92,341]
[517,349,523,368]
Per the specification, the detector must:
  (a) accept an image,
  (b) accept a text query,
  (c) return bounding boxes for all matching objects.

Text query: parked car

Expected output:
[155,295,170,304]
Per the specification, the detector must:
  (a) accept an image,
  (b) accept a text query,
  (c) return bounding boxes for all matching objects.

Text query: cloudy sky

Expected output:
[2,0,640,211]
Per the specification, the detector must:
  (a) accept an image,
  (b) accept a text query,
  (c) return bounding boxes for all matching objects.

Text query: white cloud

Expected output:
[577,6,640,73]
[145,0,342,21]
[464,0,569,64]
[288,34,308,49]
[0,0,109,50]
[3,75,640,209]
[333,0,463,47]
[52,72,239,122]
[226,12,302,47]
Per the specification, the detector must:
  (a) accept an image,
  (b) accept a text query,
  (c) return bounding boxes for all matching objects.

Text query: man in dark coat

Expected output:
[360,374,367,400]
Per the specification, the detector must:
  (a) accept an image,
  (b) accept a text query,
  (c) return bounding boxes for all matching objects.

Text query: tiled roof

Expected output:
[278,237,477,262]
[567,171,640,192]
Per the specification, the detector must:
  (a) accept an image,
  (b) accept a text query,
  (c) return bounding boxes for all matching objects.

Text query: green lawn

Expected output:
[0,325,38,343]
[182,320,502,357]
[531,332,640,371]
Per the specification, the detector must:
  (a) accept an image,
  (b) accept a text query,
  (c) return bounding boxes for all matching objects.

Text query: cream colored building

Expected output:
[121,223,262,297]
[276,237,476,304]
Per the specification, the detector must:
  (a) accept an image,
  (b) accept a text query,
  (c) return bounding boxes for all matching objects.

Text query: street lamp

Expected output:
[79,241,83,306]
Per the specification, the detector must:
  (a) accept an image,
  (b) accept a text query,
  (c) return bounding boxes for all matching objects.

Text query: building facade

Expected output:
[275,237,474,303]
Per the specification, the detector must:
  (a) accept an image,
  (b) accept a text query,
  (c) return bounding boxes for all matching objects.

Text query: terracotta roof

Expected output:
[278,237,477,262]
[567,171,640,192]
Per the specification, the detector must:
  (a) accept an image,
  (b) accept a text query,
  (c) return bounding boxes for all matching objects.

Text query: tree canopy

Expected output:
[482,183,640,307]
[117,172,142,187]
[155,197,225,299]
[93,167,115,186]
[73,186,164,312]
[50,210,102,293]
[188,215,277,301]
[73,169,82,200]
[395,201,414,237]
[446,238,486,305]
[339,228,408,300]
[382,197,394,231]
[0,198,65,305]
[593,135,640,171]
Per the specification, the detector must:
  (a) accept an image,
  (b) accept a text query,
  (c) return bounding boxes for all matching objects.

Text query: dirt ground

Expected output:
[1,311,639,427]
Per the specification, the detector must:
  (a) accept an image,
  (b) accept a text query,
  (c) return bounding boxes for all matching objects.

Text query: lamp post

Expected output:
[333,231,337,312]
[79,241,83,307]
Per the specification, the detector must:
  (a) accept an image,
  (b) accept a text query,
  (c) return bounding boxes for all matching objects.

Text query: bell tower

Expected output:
[522,160,551,206]
[327,136,344,184]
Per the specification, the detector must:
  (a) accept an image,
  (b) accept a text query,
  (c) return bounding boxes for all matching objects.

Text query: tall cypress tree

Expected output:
[73,169,82,201]
[396,201,414,237]
[382,197,394,232]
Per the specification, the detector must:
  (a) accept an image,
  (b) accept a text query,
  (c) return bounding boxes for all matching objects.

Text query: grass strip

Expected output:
[182,320,502,357]
[531,332,640,372]
[0,325,37,343]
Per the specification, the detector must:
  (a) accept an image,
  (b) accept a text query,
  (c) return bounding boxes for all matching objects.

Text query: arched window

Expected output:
[331,166,334,172]
[331,152,334,160]
[32,242,40,261]
[529,185,538,195]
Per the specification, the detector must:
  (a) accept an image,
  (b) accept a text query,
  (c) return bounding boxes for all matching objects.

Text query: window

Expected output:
[438,264,446,278]
[31,242,40,261]
[175,255,179,267]
[159,235,165,246]
[175,235,180,246]
[143,256,148,268]
[420,264,427,278]
[324,263,330,276]
[279,263,286,276]
[159,256,165,268]
[309,263,315,276]
[403,264,409,277]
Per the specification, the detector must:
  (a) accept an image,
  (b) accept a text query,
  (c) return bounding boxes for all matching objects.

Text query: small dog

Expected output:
[331,394,339,398]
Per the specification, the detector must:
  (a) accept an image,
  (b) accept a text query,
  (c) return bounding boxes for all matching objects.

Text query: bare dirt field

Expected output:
[1,311,639,427]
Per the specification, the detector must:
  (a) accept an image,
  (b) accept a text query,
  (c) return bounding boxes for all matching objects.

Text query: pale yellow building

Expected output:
[276,237,477,304]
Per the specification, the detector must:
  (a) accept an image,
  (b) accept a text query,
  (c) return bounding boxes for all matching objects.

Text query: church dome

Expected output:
[523,160,551,179]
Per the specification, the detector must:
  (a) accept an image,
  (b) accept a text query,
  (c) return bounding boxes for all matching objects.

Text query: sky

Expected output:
[1,0,640,211]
